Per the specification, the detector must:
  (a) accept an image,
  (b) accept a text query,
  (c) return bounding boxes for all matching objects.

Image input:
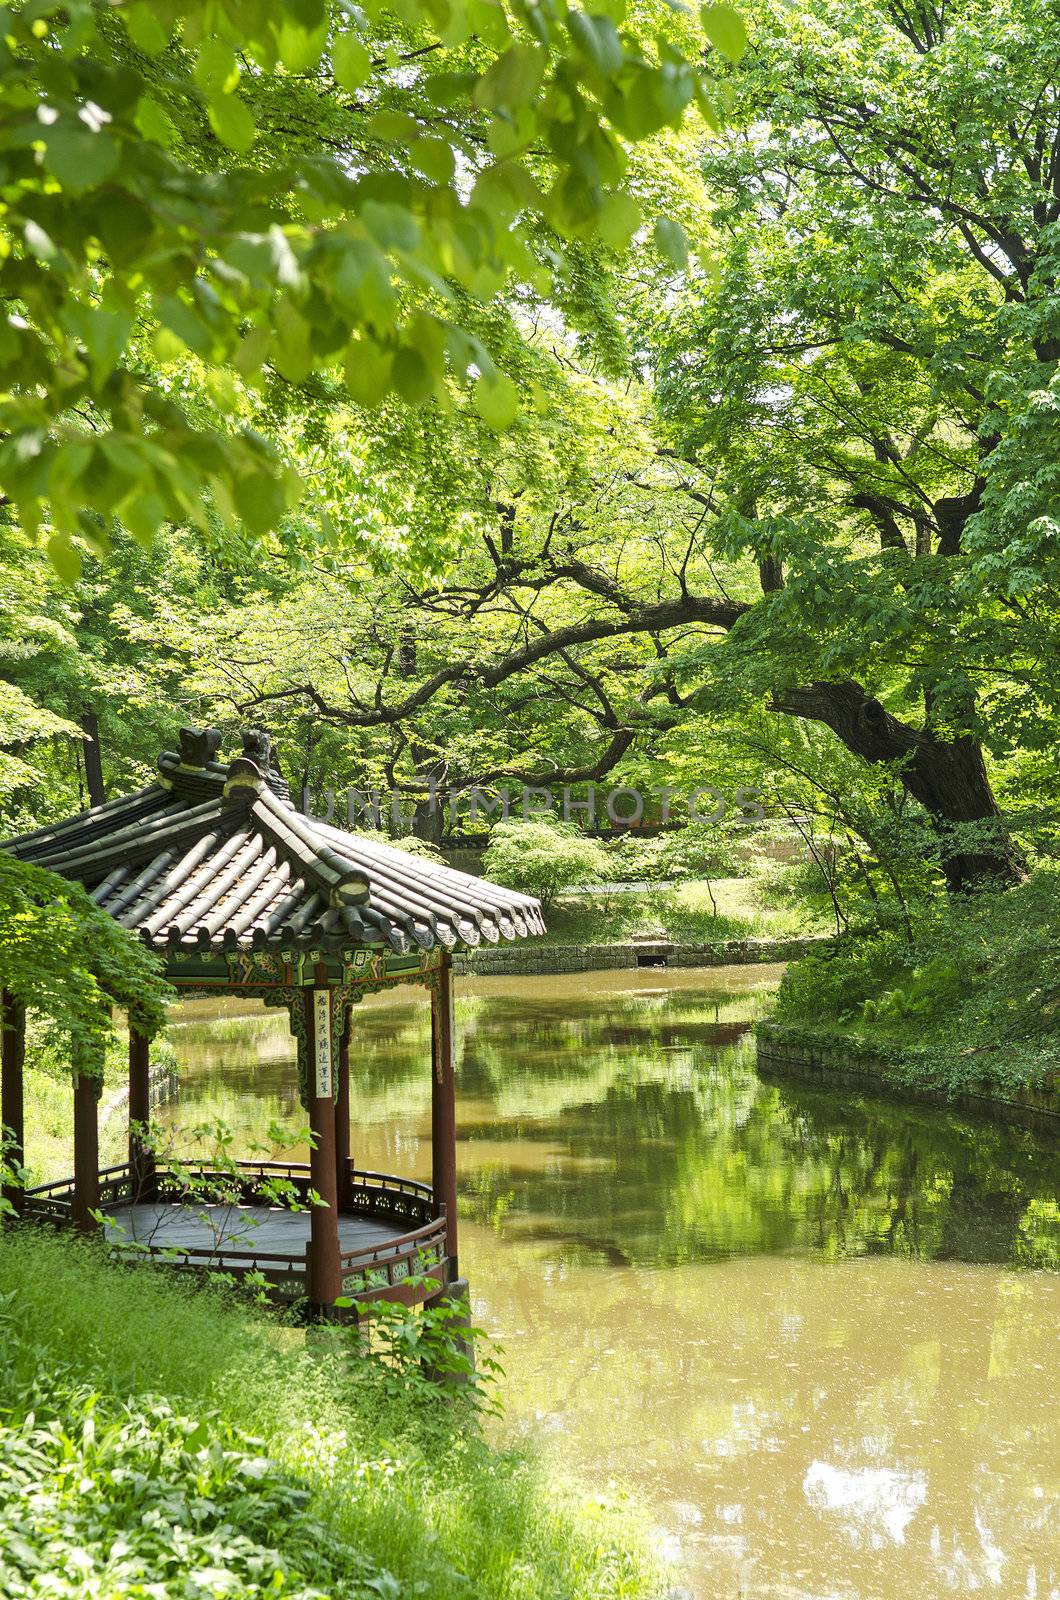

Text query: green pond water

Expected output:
[166,966,1060,1600]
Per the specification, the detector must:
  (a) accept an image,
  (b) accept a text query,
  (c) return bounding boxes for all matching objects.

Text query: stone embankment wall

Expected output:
[755,1020,1060,1133]
[100,1061,180,1129]
[453,934,826,977]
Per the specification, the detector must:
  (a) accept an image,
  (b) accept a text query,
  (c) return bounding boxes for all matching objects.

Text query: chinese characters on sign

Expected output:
[313,989,332,1098]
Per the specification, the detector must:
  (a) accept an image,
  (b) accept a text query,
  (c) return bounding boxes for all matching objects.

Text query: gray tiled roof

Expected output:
[2,729,545,956]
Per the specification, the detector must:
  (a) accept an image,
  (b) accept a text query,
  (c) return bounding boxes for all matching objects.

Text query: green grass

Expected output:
[21,1067,131,1186]
[0,1229,660,1600]
[541,877,822,947]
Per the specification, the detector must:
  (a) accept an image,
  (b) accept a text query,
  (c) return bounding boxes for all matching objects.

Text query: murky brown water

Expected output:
[167,968,1060,1599]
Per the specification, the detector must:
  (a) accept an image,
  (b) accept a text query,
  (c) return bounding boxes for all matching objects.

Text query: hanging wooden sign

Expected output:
[313,989,332,1098]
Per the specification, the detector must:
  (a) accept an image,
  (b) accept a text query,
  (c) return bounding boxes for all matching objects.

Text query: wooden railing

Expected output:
[153,1159,316,1209]
[339,1210,449,1305]
[23,1161,134,1221]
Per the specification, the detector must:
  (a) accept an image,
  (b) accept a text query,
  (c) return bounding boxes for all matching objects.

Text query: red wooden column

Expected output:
[306,968,341,1314]
[334,1005,352,1210]
[1,991,26,1214]
[72,1071,100,1233]
[128,1025,155,1201]
[431,949,458,1272]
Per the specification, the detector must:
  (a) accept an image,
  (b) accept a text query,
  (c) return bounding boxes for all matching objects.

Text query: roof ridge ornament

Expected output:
[241,727,272,767]
[240,726,291,800]
[177,727,223,769]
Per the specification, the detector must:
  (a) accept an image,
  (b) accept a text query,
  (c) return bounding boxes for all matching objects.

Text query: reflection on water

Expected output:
[167,966,1060,1599]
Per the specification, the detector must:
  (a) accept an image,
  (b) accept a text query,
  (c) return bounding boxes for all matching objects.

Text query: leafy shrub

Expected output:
[338,1278,504,1419]
[774,933,905,1026]
[608,825,747,883]
[0,1129,21,1220]
[0,1378,393,1600]
[483,820,613,908]
[658,824,749,881]
[604,833,672,884]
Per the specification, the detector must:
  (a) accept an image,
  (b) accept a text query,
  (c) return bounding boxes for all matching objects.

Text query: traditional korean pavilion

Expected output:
[0,727,545,1316]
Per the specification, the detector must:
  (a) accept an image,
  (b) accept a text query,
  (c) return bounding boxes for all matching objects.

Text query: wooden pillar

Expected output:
[128,1025,155,1201]
[72,1071,99,1233]
[431,950,458,1272]
[306,970,341,1314]
[1,992,26,1214]
[335,1006,351,1211]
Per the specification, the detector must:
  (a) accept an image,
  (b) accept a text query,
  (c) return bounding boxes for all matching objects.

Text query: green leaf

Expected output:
[63,303,134,380]
[123,2,171,55]
[474,44,544,112]
[426,70,477,108]
[134,96,176,147]
[271,304,312,383]
[347,334,397,400]
[42,124,119,193]
[361,201,419,254]
[234,471,286,535]
[653,215,689,267]
[692,77,723,132]
[46,532,82,584]
[700,1,748,62]
[392,346,432,403]
[474,372,518,430]
[333,32,372,91]
[275,16,329,72]
[566,11,624,76]
[616,66,668,138]
[208,94,257,153]
[597,191,642,248]
[409,138,456,183]
[194,37,238,95]
[156,295,213,357]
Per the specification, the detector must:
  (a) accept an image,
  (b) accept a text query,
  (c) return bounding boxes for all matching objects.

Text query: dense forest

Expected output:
[5,0,1060,1083]
[1,0,1058,1592]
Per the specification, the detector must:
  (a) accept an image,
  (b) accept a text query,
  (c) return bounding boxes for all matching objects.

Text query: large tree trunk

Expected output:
[775,680,1024,893]
[80,711,106,808]
[409,751,446,845]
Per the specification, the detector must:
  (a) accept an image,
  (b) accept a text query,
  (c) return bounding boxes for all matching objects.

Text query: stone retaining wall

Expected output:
[755,1021,1060,1134]
[453,934,827,977]
[100,1061,180,1129]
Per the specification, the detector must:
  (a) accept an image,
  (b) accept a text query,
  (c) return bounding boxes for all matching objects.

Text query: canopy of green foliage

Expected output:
[0,856,170,1080]
[0,0,739,577]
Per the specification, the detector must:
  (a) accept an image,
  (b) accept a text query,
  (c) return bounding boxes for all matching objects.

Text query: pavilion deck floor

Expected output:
[102,1202,405,1265]
[21,1161,451,1308]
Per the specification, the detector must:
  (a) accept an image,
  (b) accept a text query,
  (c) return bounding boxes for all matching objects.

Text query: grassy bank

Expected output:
[769,868,1060,1103]
[17,1021,182,1186]
[0,1229,659,1600]
[541,877,823,948]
